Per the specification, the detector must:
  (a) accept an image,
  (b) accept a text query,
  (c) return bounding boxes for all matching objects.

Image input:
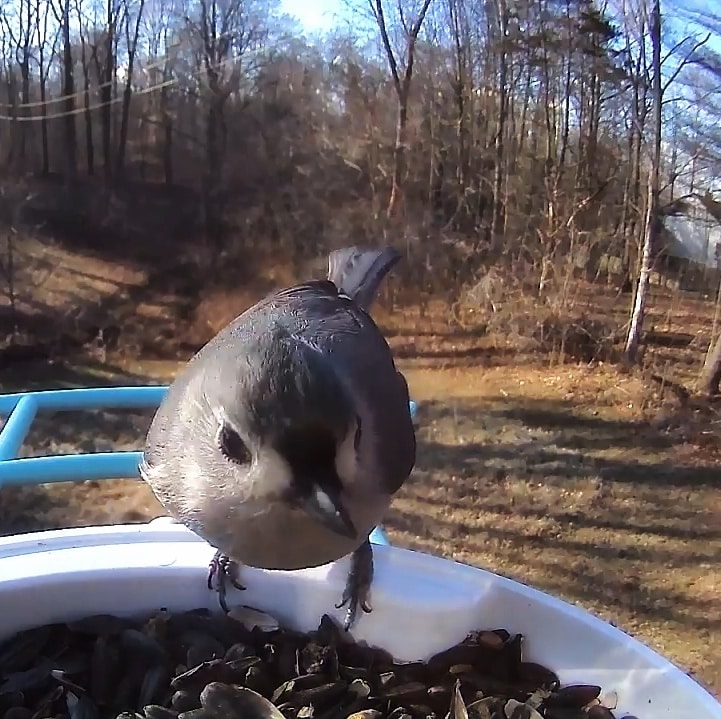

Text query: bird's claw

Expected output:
[208,550,246,613]
[335,539,374,631]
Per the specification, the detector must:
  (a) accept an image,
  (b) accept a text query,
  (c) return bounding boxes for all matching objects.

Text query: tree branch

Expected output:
[371,0,402,96]
[661,33,711,96]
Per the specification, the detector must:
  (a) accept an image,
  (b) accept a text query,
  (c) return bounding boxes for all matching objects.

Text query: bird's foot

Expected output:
[207,550,246,613]
[335,538,374,631]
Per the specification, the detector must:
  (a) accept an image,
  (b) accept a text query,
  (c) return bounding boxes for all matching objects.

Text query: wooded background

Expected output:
[2,0,721,390]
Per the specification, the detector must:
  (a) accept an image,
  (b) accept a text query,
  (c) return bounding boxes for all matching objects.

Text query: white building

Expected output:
[662,197,721,270]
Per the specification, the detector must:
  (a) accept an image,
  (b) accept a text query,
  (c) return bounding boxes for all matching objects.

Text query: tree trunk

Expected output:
[160,65,173,184]
[100,0,115,181]
[624,177,655,361]
[38,74,49,175]
[624,0,662,363]
[448,0,468,194]
[490,0,508,246]
[4,71,17,169]
[372,0,432,220]
[36,0,51,176]
[61,0,77,181]
[80,33,95,175]
[18,58,29,169]
[387,94,408,218]
[700,333,721,396]
[116,0,145,176]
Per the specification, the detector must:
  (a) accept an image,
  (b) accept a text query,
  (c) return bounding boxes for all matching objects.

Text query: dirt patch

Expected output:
[0,235,146,329]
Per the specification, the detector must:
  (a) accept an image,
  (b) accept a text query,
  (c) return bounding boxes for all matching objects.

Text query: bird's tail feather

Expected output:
[327,246,402,310]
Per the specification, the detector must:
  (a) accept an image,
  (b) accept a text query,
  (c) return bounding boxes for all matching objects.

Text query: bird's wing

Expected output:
[271,282,416,494]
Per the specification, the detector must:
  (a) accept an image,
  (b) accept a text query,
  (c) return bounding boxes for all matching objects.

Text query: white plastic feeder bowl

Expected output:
[0,520,718,718]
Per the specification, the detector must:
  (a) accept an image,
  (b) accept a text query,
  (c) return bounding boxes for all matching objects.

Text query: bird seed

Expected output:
[0,608,640,719]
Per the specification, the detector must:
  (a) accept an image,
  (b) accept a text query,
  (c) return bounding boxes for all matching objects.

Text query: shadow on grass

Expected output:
[386,506,718,632]
[0,486,75,536]
[414,437,718,489]
[393,345,518,367]
[490,403,676,451]
[0,480,161,537]
[384,395,721,642]
[381,326,489,340]
[412,397,714,486]
[0,357,158,393]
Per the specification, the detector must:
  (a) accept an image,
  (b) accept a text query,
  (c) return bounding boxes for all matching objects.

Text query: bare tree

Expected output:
[370,0,433,219]
[34,0,58,175]
[51,0,78,180]
[92,0,122,180]
[1,0,35,170]
[624,0,710,362]
[0,0,719,385]
[489,0,508,245]
[77,0,96,176]
[116,0,146,175]
[184,0,272,253]
[624,0,662,363]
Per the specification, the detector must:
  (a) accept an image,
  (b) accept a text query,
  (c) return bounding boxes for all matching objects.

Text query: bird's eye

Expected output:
[217,423,252,465]
[353,417,362,451]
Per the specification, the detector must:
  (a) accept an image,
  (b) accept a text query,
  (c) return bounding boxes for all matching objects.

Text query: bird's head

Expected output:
[207,333,362,540]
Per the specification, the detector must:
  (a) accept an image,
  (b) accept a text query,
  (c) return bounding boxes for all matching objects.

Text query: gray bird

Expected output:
[139,245,416,629]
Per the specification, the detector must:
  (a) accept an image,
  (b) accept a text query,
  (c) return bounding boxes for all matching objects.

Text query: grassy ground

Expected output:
[1,236,721,697]
[2,357,720,696]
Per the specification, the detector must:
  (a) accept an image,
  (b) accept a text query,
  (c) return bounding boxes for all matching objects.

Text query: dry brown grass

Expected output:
[1,249,721,699]
[0,235,147,331]
[395,364,721,696]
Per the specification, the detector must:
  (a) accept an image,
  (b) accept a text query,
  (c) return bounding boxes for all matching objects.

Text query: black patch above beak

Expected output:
[299,482,357,540]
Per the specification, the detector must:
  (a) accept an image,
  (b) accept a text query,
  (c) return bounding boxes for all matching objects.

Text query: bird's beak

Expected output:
[298,477,358,540]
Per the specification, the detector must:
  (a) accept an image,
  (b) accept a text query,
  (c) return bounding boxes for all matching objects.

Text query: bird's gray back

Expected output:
[145,280,415,495]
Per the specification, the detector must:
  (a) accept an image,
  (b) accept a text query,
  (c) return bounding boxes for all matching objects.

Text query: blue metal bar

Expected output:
[0,386,168,414]
[0,387,418,547]
[369,526,388,545]
[0,451,144,485]
[0,396,38,461]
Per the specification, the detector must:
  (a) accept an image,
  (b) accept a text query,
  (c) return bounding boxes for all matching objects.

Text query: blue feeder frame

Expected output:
[0,386,418,547]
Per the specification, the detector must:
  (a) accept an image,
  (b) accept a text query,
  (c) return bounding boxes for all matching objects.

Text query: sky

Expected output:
[280,0,343,33]
[282,0,721,50]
